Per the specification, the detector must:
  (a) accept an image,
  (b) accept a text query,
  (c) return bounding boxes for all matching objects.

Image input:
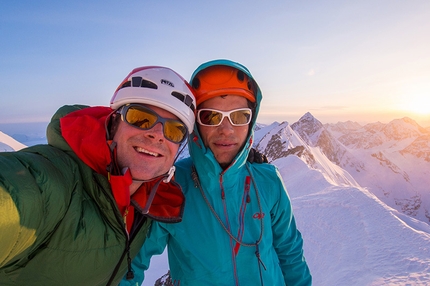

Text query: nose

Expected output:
[217,117,234,134]
[146,122,165,141]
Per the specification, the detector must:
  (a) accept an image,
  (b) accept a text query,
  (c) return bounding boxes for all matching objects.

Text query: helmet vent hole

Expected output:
[237,70,245,82]
[141,80,158,89]
[192,78,200,89]
[120,81,131,89]
[172,92,196,112]
[131,76,158,89]
[247,81,252,91]
[172,91,185,102]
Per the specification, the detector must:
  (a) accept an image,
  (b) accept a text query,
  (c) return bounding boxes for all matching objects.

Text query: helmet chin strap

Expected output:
[131,165,175,184]
[163,166,176,183]
[130,166,176,214]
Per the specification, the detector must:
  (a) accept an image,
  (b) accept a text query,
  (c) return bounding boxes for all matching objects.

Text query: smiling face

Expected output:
[198,95,250,169]
[112,104,180,182]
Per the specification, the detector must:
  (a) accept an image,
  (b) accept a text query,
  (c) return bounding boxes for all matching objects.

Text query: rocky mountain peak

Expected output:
[294,112,323,129]
[291,112,324,146]
[383,117,428,140]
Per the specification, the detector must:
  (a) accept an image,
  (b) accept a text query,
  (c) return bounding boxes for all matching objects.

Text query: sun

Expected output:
[406,100,430,115]
[405,96,430,115]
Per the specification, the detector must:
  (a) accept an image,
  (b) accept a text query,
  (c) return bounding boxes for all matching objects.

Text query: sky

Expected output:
[1,0,430,129]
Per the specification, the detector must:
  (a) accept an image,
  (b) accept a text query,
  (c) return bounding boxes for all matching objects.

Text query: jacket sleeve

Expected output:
[271,169,312,286]
[0,147,75,268]
[119,221,169,286]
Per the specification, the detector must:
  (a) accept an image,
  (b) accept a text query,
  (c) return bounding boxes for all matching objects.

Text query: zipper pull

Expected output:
[123,207,129,225]
[123,207,131,238]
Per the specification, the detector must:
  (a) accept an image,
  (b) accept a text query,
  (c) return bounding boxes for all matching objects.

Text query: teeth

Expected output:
[135,147,159,157]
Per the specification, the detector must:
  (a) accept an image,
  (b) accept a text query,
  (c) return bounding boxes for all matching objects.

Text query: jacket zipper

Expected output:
[105,198,146,285]
[221,174,249,286]
[234,176,251,255]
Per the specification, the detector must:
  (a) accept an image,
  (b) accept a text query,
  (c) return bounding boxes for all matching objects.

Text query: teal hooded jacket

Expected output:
[121,59,312,285]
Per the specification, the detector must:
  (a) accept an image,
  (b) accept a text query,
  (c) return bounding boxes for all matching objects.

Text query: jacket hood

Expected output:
[58,105,112,176]
[188,59,263,175]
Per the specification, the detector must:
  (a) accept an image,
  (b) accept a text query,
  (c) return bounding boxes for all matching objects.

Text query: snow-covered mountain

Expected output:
[256,118,360,188]
[326,115,429,223]
[0,131,27,151]
[254,112,430,224]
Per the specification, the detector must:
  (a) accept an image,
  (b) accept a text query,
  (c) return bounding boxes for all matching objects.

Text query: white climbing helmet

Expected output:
[110,66,196,131]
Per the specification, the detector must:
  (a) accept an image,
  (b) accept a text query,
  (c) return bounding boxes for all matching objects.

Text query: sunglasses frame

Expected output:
[197,108,252,127]
[119,104,188,144]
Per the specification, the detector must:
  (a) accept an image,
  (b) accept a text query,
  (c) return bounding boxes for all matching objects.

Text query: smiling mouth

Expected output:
[135,147,161,157]
[215,143,236,147]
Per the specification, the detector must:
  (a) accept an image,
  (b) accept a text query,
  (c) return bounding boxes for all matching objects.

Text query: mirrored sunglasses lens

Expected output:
[125,107,157,129]
[230,110,251,125]
[164,121,187,143]
[199,110,222,126]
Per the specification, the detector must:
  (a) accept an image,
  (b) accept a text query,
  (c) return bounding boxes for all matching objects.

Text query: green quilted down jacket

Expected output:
[0,105,153,285]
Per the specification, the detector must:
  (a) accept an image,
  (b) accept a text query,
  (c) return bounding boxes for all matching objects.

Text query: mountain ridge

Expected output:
[253,113,430,224]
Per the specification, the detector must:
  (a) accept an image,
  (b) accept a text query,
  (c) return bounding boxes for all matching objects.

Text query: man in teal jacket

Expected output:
[0,66,196,285]
[122,60,312,285]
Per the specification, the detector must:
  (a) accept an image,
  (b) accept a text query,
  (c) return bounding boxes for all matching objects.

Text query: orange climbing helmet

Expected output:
[190,60,258,106]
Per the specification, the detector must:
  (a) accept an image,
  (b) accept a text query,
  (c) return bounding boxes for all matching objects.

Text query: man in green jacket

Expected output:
[122,60,311,285]
[0,66,196,285]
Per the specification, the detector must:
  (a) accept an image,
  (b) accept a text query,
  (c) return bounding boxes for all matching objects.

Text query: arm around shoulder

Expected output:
[0,147,76,268]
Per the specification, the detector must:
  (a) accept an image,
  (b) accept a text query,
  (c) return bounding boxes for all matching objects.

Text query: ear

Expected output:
[108,113,121,140]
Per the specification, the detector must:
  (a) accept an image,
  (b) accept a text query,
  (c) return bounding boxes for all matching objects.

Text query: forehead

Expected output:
[198,95,248,111]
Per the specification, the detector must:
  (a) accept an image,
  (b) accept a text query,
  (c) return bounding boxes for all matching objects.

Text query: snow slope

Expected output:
[280,156,430,286]
[0,131,26,151]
